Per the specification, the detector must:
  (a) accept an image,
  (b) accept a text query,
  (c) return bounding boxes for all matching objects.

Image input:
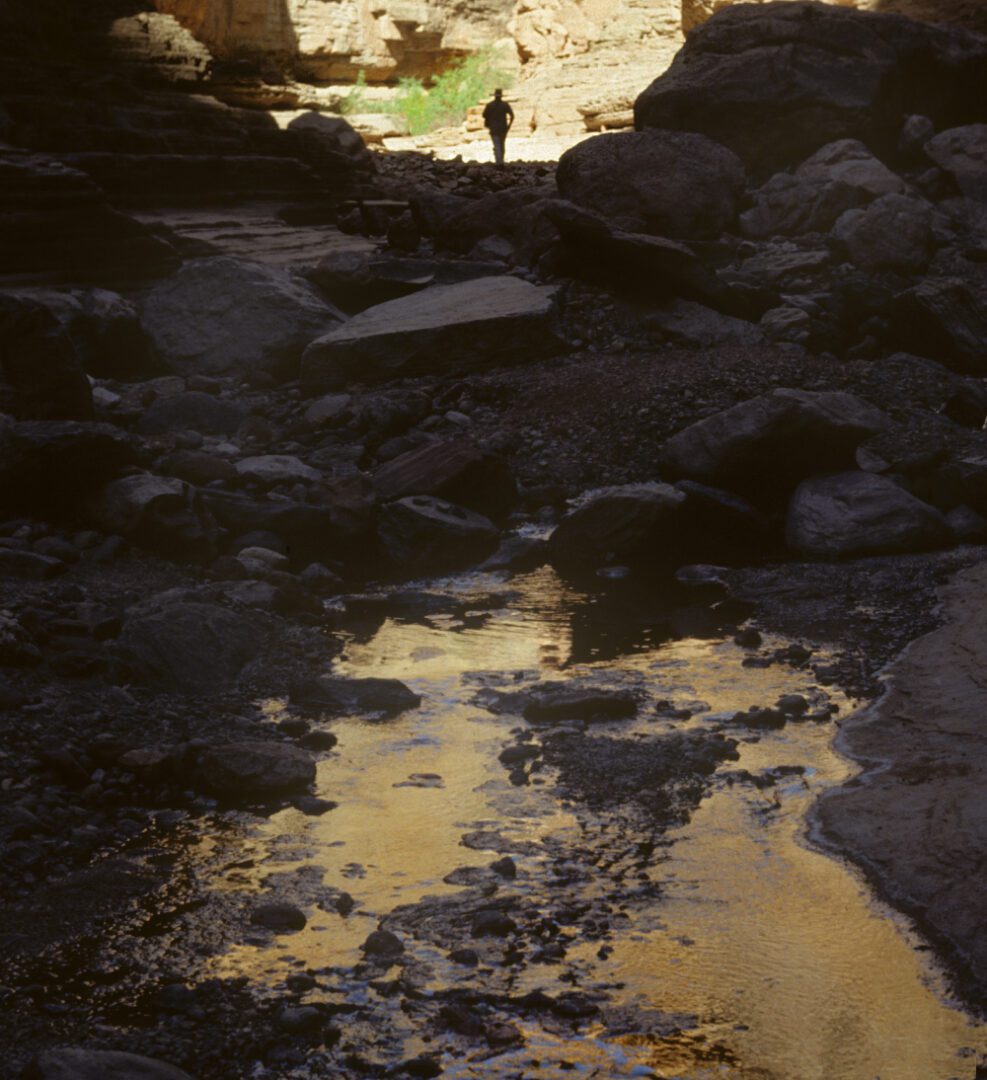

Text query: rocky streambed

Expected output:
[5,558,987,1079]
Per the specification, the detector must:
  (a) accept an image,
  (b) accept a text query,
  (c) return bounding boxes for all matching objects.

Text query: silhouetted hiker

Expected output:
[482,89,514,166]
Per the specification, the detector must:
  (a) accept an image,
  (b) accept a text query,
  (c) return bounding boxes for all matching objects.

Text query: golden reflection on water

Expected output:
[205,570,987,1078]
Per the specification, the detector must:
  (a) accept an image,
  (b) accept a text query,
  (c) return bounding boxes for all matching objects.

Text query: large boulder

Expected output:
[830,193,933,274]
[192,741,316,799]
[377,495,499,572]
[372,438,517,520]
[889,278,987,373]
[142,257,344,380]
[300,277,563,389]
[786,471,950,556]
[924,124,987,201]
[634,2,987,174]
[555,130,745,240]
[0,295,92,420]
[548,483,687,569]
[660,389,891,500]
[22,1048,193,1080]
[117,600,265,693]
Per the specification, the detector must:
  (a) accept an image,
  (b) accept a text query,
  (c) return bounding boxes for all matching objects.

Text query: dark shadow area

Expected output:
[873,0,987,34]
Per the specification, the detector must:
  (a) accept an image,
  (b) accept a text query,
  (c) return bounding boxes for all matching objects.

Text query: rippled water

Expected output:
[204,567,986,1079]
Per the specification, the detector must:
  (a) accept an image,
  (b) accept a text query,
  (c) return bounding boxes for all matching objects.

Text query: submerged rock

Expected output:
[290,675,421,717]
[251,901,307,932]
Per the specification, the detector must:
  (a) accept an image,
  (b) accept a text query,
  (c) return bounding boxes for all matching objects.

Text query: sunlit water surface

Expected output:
[203,568,986,1079]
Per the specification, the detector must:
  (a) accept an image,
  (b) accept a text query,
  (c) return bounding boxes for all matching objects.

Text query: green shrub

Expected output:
[340,48,515,135]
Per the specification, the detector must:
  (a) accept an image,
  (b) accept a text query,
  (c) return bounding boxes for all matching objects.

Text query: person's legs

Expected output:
[491,132,505,165]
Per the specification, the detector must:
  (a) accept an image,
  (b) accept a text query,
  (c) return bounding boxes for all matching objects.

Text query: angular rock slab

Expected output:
[142,256,344,380]
[23,1049,193,1080]
[301,277,563,389]
[660,389,891,500]
[786,471,949,557]
[556,129,745,240]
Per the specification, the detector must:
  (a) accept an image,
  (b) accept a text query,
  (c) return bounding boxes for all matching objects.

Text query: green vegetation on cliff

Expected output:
[343,48,514,135]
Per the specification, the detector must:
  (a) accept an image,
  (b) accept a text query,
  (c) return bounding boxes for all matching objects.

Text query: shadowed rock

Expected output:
[117,600,265,693]
[290,675,421,717]
[372,438,517,520]
[142,256,345,380]
[786,471,950,557]
[635,2,987,174]
[890,278,987,373]
[22,1049,193,1080]
[548,483,686,569]
[378,495,500,572]
[660,389,891,500]
[193,741,316,799]
[301,277,563,389]
[556,129,745,240]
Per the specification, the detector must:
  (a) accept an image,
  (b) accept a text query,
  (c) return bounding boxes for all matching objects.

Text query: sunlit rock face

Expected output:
[154,0,518,80]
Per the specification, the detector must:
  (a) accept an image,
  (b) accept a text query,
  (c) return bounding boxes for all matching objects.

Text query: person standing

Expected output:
[482,89,514,166]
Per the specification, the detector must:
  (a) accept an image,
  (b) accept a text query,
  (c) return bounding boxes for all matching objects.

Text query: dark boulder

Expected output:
[378,495,500,572]
[634,2,987,174]
[192,741,316,799]
[556,130,745,240]
[116,600,265,693]
[660,389,891,501]
[786,471,950,557]
[290,675,421,717]
[21,1049,193,1080]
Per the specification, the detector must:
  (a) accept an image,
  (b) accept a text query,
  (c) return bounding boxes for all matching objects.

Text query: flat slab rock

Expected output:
[300,276,563,388]
[816,560,987,1000]
[23,1048,193,1080]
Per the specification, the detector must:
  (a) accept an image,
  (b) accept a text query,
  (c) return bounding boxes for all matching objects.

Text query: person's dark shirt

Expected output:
[483,99,514,135]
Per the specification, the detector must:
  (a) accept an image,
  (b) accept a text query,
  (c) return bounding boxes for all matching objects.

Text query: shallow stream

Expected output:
[197,567,986,1078]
